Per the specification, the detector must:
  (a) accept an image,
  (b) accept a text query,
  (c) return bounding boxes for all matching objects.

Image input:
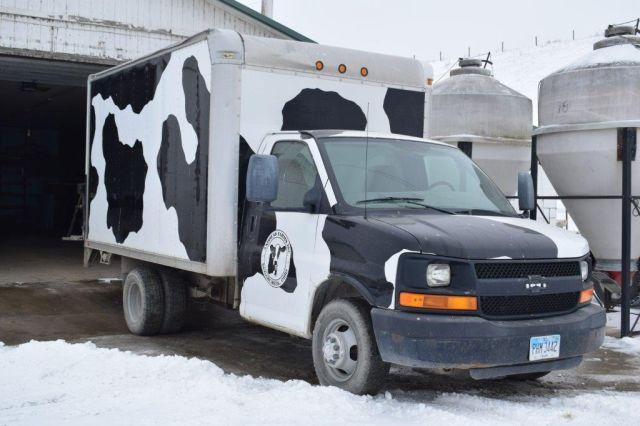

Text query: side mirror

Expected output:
[518,171,535,212]
[246,154,278,203]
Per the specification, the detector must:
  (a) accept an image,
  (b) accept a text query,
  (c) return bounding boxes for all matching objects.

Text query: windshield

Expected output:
[319,137,516,216]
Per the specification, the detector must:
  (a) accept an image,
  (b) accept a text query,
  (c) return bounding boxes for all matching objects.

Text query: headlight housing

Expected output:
[426,263,451,287]
[579,260,589,281]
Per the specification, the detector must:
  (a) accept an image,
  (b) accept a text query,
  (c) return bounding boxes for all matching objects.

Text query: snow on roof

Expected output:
[431,36,601,125]
[555,42,640,73]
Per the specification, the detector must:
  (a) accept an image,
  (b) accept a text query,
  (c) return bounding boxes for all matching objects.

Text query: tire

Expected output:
[123,267,164,336]
[159,269,187,334]
[504,371,550,381]
[312,298,389,395]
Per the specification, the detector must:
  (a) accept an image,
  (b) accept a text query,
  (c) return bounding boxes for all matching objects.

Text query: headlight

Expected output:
[426,263,451,287]
[579,260,589,281]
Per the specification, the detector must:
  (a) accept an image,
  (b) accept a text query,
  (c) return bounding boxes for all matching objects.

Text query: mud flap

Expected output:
[83,247,94,267]
[592,271,621,310]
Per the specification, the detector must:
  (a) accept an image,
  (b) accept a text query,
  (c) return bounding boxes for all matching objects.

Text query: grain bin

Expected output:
[427,58,532,195]
[535,25,640,273]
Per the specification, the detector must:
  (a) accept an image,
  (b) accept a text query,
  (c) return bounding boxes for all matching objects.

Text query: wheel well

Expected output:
[310,277,371,332]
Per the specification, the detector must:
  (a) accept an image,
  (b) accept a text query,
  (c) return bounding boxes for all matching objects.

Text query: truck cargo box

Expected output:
[85,29,428,277]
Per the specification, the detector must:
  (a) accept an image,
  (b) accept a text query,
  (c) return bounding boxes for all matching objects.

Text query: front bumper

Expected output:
[371,303,605,378]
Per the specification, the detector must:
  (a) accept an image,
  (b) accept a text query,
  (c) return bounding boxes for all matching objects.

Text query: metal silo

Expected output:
[427,58,532,195]
[535,25,640,275]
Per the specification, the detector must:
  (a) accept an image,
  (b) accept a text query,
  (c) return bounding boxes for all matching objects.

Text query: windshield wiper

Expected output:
[356,196,423,204]
[356,197,454,214]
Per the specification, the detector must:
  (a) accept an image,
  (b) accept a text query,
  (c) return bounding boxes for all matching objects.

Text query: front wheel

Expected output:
[312,298,389,395]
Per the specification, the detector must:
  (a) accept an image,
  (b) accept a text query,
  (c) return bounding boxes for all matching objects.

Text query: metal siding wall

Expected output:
[0,0,289,64]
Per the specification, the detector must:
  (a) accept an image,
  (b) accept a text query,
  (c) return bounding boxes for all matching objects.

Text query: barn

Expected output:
[0,0,310,278]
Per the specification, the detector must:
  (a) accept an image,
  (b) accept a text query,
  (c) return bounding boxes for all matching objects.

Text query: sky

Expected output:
[238,0,637,61]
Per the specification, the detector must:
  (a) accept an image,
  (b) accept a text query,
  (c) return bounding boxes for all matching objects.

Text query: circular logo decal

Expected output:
[260,230,292,288]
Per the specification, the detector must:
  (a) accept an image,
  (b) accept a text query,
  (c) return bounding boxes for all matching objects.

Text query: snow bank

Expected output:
[603,310,640,355]
[1,340,639,425]
[603,335,640,356]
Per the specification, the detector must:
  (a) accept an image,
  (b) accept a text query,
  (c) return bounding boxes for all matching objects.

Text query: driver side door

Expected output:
[239,137,330,336]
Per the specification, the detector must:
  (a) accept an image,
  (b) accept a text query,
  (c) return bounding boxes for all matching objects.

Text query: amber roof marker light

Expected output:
[338,64,347,74]
[315,60,324,71]
[360,67,368,77]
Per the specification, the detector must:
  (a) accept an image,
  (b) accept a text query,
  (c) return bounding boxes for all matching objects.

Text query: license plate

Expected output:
[529,335,561,361]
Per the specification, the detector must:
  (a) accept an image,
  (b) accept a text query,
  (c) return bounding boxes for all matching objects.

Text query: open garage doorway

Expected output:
[0,55,118,284]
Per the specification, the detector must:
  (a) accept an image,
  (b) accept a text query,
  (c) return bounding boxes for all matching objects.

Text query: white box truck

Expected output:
[85,29,604,394]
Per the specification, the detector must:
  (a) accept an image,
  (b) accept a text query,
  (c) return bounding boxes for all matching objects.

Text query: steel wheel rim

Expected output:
[321,318,359,382]
[126,281,143,323]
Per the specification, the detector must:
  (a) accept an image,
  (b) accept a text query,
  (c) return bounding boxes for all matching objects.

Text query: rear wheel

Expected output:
[123,267,164,336]
[312,298,389,395]
[159,269,187,334]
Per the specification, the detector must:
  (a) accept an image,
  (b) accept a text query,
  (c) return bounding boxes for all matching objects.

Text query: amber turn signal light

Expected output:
[399,292,477,311]
[360,67,368,77]
[315,60,324,71]
[579,288,594,304]
[338,63,347,74]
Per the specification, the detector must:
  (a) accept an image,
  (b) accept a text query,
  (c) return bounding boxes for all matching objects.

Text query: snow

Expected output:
[603,335,640,356]
[602,309,640,355]
[558,43,640,72]
[1,340,640,425]
[604,309,640,354]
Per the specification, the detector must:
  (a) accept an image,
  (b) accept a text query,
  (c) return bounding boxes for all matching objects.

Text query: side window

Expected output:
[270,141,319,210]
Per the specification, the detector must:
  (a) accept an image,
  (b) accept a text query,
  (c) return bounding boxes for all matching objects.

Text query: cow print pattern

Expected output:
[238,135,253,234]
[91,53,170,114]
[88,105,99,203]
[281,88,367,131]
[322,216,405,307]
[156,56,210,262]
[102,114,147,243]
[383,88,425,137]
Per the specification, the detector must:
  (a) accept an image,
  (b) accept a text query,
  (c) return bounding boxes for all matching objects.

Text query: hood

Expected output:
[374,213,588,260]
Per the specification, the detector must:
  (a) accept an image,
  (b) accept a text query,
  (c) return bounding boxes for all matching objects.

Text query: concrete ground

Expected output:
[1,277,639,396]
[1,237,639,395]
[0,236,119,285]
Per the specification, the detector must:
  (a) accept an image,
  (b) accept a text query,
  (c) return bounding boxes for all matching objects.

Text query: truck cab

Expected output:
[239,130,605,393]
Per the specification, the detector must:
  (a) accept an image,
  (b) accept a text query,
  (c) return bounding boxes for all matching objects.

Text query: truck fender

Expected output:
[308,273,376,334]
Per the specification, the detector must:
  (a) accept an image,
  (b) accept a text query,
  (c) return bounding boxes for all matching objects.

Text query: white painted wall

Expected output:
[0,0,289,64]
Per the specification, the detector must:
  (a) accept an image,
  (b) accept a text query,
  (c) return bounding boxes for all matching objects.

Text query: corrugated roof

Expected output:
[217,0,315,43]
